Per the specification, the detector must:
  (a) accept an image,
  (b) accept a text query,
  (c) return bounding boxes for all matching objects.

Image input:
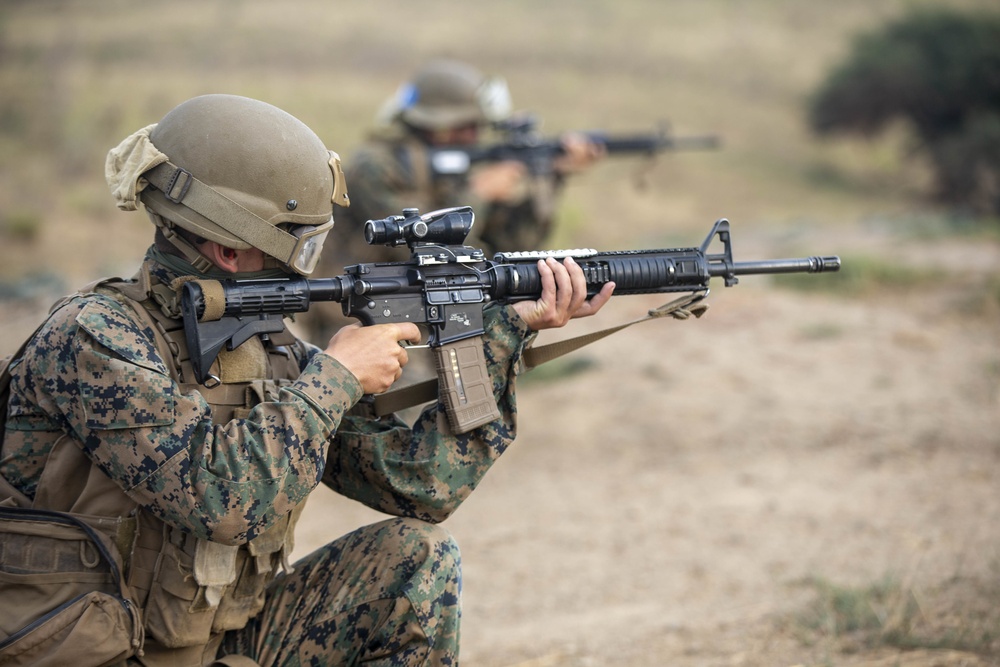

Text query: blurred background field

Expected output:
[4,0,995,303]
[2,1,999,665]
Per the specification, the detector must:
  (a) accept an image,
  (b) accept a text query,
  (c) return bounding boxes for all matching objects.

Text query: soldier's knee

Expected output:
[393,517,461,574]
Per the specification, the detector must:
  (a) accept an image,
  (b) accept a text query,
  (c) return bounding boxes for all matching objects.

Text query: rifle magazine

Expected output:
[433,337,501,434]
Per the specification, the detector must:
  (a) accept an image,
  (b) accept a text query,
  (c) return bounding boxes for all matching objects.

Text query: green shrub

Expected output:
[809,9,1000,216]
[1,210,43,241]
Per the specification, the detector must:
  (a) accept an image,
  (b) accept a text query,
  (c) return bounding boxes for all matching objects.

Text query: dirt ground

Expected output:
[284,224,1000,666]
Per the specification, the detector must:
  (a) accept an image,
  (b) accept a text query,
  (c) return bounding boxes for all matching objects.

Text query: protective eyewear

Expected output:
[285,218,334,275]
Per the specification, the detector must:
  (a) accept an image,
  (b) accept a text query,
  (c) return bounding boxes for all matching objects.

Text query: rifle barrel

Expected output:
[593,133,720,154]
[713,256,841,277]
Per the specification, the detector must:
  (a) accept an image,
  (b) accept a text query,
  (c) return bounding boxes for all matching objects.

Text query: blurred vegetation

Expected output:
[773,254,938,295]
[798,575,919,647]
[775,251,1000,317]
[808,7,1000,216]
[0,210,43,241]
[793,572,1000,657]
[772,208,1000,315]
[520,356,599,386]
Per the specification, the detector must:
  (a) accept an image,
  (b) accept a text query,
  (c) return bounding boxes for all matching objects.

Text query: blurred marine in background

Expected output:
[303,58,605,343]
[0,94,610,666]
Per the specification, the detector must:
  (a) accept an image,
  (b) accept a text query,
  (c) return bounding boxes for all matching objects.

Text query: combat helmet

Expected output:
[387,59,512,130]
[126,94,349,276]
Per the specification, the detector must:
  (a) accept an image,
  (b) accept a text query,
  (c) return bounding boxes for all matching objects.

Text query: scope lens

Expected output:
[365,219,388,245]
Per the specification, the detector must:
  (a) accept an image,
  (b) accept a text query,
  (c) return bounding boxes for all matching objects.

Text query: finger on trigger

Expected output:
[397,322,422,345]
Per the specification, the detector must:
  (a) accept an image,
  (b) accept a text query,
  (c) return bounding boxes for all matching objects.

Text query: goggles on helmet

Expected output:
[477,76,512,123]
[284,219,333,275]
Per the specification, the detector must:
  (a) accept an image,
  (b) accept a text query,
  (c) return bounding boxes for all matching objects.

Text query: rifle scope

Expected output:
[364,207,476,248]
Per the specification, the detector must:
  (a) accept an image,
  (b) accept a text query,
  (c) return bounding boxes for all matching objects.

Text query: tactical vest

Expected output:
[0,263,308,667]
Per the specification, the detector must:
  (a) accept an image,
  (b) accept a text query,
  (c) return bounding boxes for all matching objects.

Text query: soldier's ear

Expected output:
[202,241,240,273]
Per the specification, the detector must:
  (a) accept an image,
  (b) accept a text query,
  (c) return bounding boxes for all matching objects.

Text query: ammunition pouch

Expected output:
[140,513,294,649]
[0,507,141,666]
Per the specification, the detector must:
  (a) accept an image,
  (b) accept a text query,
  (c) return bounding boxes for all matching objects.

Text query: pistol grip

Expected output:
[433,337,501,434]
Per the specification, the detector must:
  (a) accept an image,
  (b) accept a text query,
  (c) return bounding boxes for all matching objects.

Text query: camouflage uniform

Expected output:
[0,250,535,666]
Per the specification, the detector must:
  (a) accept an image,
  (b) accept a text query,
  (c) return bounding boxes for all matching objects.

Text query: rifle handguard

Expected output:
[433,337,501,434]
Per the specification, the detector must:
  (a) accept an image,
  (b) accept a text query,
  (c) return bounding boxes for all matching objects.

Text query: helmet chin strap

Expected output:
[148,212,218,274]
[148,241,289,282]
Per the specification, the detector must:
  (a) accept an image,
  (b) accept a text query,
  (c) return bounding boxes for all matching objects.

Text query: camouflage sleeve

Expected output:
[321,304,536,522]
[477,173,566,254]
[17,294,363,544]
[342,145,429,228]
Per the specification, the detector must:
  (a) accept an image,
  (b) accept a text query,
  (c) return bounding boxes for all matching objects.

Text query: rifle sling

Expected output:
[369,290,709,418]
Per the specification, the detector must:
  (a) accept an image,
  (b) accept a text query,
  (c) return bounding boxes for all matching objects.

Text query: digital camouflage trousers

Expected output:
[219,517,461,666]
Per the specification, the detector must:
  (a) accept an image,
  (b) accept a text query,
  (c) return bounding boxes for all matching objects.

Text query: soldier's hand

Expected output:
[513,256,615,331]
[553,132,605,174]
[324,322,422,394]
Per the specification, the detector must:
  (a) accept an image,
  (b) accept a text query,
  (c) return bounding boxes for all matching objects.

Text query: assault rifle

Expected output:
[180,206,839,433]
[428,115,719,178]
